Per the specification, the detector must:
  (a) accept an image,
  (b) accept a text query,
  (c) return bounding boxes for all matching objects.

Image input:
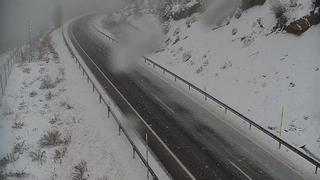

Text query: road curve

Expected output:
[68,15,304,180]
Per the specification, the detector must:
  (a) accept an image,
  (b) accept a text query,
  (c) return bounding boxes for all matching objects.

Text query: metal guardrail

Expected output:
[62,24,162,180]
[0,49,20,96]
[94,26,320,174]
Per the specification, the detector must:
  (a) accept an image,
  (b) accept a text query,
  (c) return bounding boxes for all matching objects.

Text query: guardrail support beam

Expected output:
[0,75,3,96]
[107,106,110,118]
[132,147,136,159]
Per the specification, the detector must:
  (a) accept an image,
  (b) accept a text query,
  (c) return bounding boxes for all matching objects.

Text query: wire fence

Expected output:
[94,26,320,175]
[0,49,20,97]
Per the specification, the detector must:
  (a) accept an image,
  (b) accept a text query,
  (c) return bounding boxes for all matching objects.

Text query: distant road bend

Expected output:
[68,15,304,180]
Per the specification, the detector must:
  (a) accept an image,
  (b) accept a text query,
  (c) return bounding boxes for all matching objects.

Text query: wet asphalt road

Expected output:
[68,16,303,180]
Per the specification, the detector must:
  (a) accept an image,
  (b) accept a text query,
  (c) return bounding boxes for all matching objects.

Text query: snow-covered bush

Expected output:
[39,130,63,147]
[13,141,26,154]
[186,15,198,28]
[242,35,255,47]
[241,0,266,10]
[72,160,88,180]
[313,0,320,11]
[232,28,238,35]
[182,51,192,62]
[12,121,24,129]
[234,8,242,19]
[29,150,46,165]
[40,75,56,89]
[270,0,288,30]
[159,0,204,21]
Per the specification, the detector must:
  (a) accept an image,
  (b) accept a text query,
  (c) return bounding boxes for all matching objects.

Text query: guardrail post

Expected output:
[278,142,281,149]
[0,74,3,96]
[249,123,252,130]
[92,83,95,93]
[225,107,227,114]
[118,125,121,136]
[145,133,149,179]
[99,95,102,104]
[132,146,136,159]
[7,60,10,75]
[107,106,110,118]
[4,66,7,86]
[316,166,318,174]
[174,76,177,82]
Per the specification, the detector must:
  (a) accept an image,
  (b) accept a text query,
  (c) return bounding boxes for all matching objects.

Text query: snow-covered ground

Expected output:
[96,0,320,172]
[0,29,148,179]
[151,0,320,159]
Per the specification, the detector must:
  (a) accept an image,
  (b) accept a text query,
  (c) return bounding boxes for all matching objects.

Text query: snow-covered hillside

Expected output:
[150,0,320,159]
[99,0,320,161]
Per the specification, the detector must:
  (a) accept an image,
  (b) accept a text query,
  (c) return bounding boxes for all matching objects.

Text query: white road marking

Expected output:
[151,94,175,114]
[228,159,253,180]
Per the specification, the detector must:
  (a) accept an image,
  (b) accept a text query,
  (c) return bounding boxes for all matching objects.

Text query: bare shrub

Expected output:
[39,130,63,147]
[40,75,56,89]
[271,1,286,18]
[49,114,61,124]
[0,170,5,179]
[0,153,19,170]
[54,147,67,164]
[63,134,72,145]
[12,121,25,129]
[55,67,66,84]
[182,51,192,62]
[29,91,38,97]
[72,160,88,180]
[58,66,65,76]
[22,67,31,74]
[232,28,238,35]
[45,91,56,101]
[0,155,10,170]
[6,169,29,178]
[13,141,26,154]
[60,101,73,110]
[29,150,46,165]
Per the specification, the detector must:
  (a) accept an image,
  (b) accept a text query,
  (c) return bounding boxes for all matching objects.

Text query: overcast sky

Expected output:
[0,0,124,53]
